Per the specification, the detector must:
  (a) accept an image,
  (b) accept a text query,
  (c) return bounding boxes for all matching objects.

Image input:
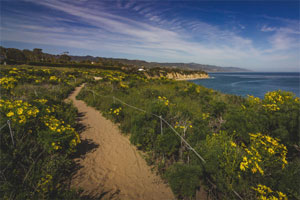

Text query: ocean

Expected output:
[191,72,300,99]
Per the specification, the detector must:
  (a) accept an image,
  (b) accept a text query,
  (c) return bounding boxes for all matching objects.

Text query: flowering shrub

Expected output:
[158,96,169,106]
[0,65,88,199]
[42,115,80,152]
[0,76,18,90]
[181,84,209,98]
[0,98,81,153]
[199,131,242,197]
[0,66,82,89]
[34,98,48,104]
[68,74,76,79]
[262,90,295,112]
[108,104,124,122]
[74,66,300,199]
[252,184,287,200]
[49,75,57,81]
[240,133,288,175]
[247,95,261,105]
[103,72,126,82]
[245,91,299,112]
[109,107,122,116]
[37,174,53,194]
[0,99,39,124]
[119,82,129,89]
[175,121,193,129]
[202,112,210,120]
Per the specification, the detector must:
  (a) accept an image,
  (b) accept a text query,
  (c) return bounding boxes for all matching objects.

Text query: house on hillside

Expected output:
[138,66,145,71]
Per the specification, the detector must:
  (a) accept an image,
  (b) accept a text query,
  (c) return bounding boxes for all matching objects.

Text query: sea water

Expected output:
[191,72,300,99]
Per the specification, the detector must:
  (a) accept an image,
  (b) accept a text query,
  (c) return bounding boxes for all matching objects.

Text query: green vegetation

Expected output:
[77,70,299,200]
[0,65,94,199]
[0,46,133,70]
[1,64,299,200]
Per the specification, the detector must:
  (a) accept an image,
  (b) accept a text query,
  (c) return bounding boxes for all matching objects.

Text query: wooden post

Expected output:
[160,115,165,162]
[7,120,14,146]
[160,116,163,135]
[34,89,38,97]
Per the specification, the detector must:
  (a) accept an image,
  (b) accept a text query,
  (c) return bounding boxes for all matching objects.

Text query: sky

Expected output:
[1,0,299,72]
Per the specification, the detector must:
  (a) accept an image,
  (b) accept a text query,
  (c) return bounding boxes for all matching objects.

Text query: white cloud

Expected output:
[261,21,300,52]
[269,32,296,50]
[261,25,276,32]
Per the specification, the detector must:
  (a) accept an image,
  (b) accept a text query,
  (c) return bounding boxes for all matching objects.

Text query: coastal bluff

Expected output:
[144,71,209,80]
[165,71,209,80]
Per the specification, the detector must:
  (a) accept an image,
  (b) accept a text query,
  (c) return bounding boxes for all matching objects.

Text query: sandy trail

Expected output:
[68,85,174,200]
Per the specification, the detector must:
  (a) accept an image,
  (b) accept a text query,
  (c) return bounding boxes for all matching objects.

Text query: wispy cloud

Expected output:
[269,31,298,51]
[260,16,300,52]
[261,25,277,32]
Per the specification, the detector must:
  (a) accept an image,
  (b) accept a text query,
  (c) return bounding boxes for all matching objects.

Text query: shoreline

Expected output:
[175,76,211,81]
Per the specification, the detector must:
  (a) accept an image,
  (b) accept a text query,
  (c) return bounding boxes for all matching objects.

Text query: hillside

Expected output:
[1,65,299,200]
[0,46,249,72]
[1,46,250,72]
[70,56,250,72]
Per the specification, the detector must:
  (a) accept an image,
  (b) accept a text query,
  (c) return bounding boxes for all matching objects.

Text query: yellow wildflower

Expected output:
[7,111,14,117]
[230,141,237,147]
[17,108,23,115]
[268,148,275,154]
[251,167,257,173]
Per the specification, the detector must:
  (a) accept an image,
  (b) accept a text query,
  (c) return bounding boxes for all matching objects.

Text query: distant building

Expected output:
[138,66,145,71]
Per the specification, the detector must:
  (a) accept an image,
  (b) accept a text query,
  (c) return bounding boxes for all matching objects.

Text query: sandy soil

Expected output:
[67,85,174,200]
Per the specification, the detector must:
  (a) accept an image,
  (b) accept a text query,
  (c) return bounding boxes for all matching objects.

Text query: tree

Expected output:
[59,54,71,63]
[6,48,26,62]
[33,48,43,61]
[23,49,34,62]
[0,46,7,63]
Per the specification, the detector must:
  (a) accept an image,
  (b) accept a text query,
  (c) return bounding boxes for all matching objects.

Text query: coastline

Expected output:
[176,76,210,81]
[166,73,210,80]
[190,72,300,98]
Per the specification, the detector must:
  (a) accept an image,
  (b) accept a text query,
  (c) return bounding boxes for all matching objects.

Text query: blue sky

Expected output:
[1,0,299,71]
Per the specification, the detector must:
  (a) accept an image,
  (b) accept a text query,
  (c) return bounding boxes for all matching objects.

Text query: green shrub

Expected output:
[165,163,203,199]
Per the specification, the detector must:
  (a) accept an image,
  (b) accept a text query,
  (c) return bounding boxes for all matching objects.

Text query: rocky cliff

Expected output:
[144,70,209,80]
[165,72,209,80]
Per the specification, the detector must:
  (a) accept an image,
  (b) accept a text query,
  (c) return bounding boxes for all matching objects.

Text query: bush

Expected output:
[0,65,87,199]
[74,67,300,199]
[165,163,203,199]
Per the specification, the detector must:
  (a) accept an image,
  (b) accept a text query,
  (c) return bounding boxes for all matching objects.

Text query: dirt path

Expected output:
[68,85,174,200]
